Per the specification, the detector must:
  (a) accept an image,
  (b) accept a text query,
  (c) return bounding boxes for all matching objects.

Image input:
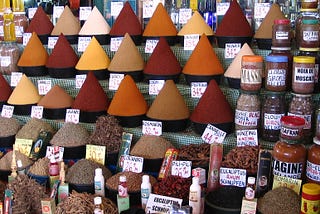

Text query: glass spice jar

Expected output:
[280,115,306,141]
[261,91,286,142]
[301,0,319,9]
[240,55,264,92]
[13,12,28,44]
[235,90,261,131]
[272,19,292,48]
[292,56,315,94]
[300,19,319,49]
[306,137,320,184]
[265,55,288,91]
[0,41,21,75]
[288,93,314,144]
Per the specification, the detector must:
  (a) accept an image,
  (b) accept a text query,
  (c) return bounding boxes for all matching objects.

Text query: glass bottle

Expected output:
[306,137,320,184]
[272,19,292,48]
[245,177,256,200]
[203,0,214,30]
[292,56,315,94]
[299,19,319,49]
[170,0,179,30]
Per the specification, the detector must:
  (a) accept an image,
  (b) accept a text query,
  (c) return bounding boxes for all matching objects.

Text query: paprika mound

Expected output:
[79,6,111,35]
[38,85,74,109]
[51,5,80,36]
[0,74,12,101]
[25,6,54,35]
[178,11,214,36]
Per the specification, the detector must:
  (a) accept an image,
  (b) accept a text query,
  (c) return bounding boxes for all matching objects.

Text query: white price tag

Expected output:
[254,3,270,19]
[31,105,43,119]
[28,7,37,19]
[184,34,199,50]
[191,82,207,98]
[1,105,14,118]
[79,6,92,20]
[149,80,165,95]
[110,37,123,52]
[146,194,183,214]
[219,167,247,187]
[14,26,23,37]
[142,120,162,136]
[53,6,64,19]
[122,155,144,173]
[179,8,192,24]
[37,79,52,95]
[48,37,58,49]
[78,37,91,52]
[109,73,124,90]
[1,56,11,67]
[46,146,64,162]
[171,160,192,178]
[65,109,80,124]
[75,74,87,88]
[216,2,230,16]
[111,2,124,17]
[10,72,22,87]
[145,39,159,54]
[236,129,259,147]
[143,0,155,18]
[224,43,241,59]
[201,124,226,144]
[22,33,32,46]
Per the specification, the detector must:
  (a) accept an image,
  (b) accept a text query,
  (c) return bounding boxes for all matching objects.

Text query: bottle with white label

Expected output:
[189,176,201,214]
[245,177,256,200]
[141,175,152,209]
[94,168,105,197]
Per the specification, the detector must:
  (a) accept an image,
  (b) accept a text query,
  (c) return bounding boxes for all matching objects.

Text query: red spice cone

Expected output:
[0,74,12,101]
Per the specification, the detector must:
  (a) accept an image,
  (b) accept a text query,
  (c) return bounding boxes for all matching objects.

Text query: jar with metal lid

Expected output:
[292,56,315,94]
[261,91,286,142]
[272,19,292,47]
[235,90,261,131]
[300,19,319,49]
[240,55,264,91]
[288,93,314,143]
[306,137,320,184]
[265,55,288,91]
[13,12,28,44]
[301,0,319,10]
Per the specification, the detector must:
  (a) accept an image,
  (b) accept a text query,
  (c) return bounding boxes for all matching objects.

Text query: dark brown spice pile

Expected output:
[178,143,210,167]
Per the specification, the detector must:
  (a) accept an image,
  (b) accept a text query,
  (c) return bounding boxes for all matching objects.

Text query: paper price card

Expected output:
[191,82,207,98]
[254,3,270,19]
[79,6,92,20]
[143,0,156,18]
[109,73,125,90]
[48,37,58,49]
[28,7,37,19]
[171,160,192,178]
[77,37,91,52]
[216,2,230,15]
[22,33,32,46]
[219,167,247,187]
[184,34,199,51]
[86,144,106,165]
[65,109,80,124]
[149,80,165,95]
[142,120,162,136]
[53,6,64,19]
[1,105,14,118]
[46,146,64,162]
[75,74,87,88]
[240,198,257,214]
[10,71,22,87]
[110,37,123,52]
[201,124,226,144]
[38,79,52,95]
[272,175,302,195]
[225,43,241,59]
[146,193,182,214]
[236,129,258,147]
[111,2,124,17]
[31,106,43,119]
[145,39,159,54]
[178,8,192,24]
[122,155,144,173]
[15,138,33,157]
[1,56,11,67]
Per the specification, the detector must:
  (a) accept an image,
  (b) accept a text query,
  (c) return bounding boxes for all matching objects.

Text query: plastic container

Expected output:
[141,175,151,209]
[13,12,28,43]
[300,183,320,214]
[306,138,320,184]
[295,8,319,47]
[280,115,305,141]
[240,55,264,91]
[301,0,319,9]
[118,175,128,197]
[292,56,315,94]
[300,19,319,49]
[189,176,201,213]
[272,19,292,47]
[265,55,288,91]
[94,168,105,197]
[245,177,256,200]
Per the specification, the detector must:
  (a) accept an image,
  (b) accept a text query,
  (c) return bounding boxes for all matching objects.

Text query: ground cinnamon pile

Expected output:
[178,11,214,36]
[25,6,54,35]
[38,85,74,109]
[51,5,80,36]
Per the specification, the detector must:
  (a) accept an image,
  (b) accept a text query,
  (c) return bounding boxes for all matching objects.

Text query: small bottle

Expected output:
[245,177,256,200]
[118,175,128,197]
[141,175,152,209]
[94,168,105,197]
[93,196,104,214]
[16,159,25,175]
[49,157,59,176]
[189,176,201,214]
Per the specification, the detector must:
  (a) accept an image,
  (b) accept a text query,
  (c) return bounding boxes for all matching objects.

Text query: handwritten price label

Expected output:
[1,105,14,118]
[142,120,162,136]
[79,6,92,20]
[201,124,226,144]
[225,43,241,59]
[179,8,192,24]
[53,6,64,19]
[236,129,258,147]
[86,144,106,165]
[220,167,247,187]
[78,37,91,52]
[216,2,230,16]
[111,2,124,17]
[109,73,124,90]
[10,72,22,87]
[1,56,11,67]
[184,34,199,50]
[48,37,58,49]
[171,161,192,178]
[37,79,52,95]
[28,7,37,19]
[75,74,87,88]
[65,109,80,124]
[191,82,207,98]
[254,3,270,19]
[123,155,144,173]
[15,138,33,157]
[46,146,64,162]
[145,39,159,54]
[31,106,43,119]
[149,80,165,95]
[22,33,32,46]
[143,0,156,18]
[110,37,123,52]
